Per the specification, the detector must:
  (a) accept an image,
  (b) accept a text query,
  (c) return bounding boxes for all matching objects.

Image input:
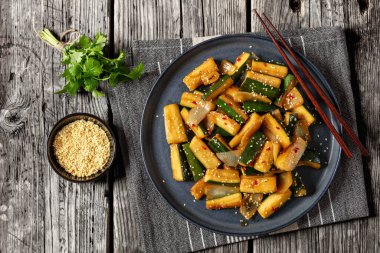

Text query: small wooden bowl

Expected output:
[47,113,116,183]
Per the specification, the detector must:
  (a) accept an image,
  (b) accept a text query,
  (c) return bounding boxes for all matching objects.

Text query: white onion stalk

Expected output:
[186,100,215,126]
[216,151,239,167]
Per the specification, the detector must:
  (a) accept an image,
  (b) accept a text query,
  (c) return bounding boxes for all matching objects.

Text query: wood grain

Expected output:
[0,0,110,252]
[250,0,380,253]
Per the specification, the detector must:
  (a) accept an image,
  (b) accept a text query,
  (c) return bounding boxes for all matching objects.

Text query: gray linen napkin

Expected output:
[109,27,369,253]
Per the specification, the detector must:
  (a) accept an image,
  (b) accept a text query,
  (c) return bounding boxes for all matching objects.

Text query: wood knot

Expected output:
[358,0,369,13]
[289,0,301,12]
[0,99,30,136]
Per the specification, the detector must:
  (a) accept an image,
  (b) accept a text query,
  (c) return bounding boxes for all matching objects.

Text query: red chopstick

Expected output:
[253,9,353,158]
[262,13,369,157]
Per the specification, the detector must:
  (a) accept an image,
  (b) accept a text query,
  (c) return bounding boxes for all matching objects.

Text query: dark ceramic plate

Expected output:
[140,34,341,235]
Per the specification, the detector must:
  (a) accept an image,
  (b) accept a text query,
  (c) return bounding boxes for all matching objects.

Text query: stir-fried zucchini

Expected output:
[263,114,291,149]
[275,137,307,171]
[224,86,272,103]
[189,136,221,169]
[180,92,203,108]
[190,178,206,200]
[292,105,315,126]
[297,150,321,169]
[293,119,311,142]
[276,171,293,193]
[170,144,193,181]
[284,112,298,135]
[240,71,280,100]
[203,75,234,100]
[292,171,307,197]
[238,131,267,166]
[164,104,188,144]
[204,168,241,185]
[282,87,304,110]
[242,100,277,113]
[231,52,251,81]
[216,95,248,124]
[257,189,292,218]
[272,142,281,162]
[204,184,240,200]
[206,192,242,210]
[207,134,231,153]
[209,111,241,136]
[180,108,208,139]
[251,59,289,78]
[240,175,277,194]
[183,58,219,90]
[248,71,282,88]
[240,193,263,219]
[253,141,274,173]
[182,143,205,181]
[229,113,263,148]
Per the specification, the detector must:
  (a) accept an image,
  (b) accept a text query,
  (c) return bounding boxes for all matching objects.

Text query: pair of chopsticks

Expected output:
[253,10,369,158]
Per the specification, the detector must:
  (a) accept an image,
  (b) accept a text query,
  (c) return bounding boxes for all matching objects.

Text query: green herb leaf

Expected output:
[40,29,144,97]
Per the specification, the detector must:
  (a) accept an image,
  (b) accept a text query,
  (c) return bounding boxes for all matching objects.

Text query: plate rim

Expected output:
[140,33,342,236]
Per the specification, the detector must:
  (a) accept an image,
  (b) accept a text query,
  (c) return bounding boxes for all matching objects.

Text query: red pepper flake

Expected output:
[266,147,271,151]
[207,128,213,134]
[191,123,196,127]
[192,100,198,105]
[242,167,247,171]
[275,126,280,130]
[294,147,299,153]
[271,206,278,212]
[236,57,241,62]
[264,62,268,67]
[202,146,207,150]
[222,116,227,120]
[254,179,259,186]
[228,103,233,108]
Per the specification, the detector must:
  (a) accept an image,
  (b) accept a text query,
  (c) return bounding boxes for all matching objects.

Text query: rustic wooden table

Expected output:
[0,0,378,252]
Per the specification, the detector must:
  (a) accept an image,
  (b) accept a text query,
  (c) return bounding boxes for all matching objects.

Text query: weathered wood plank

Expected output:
[112,0,249,252]
[249,1,380,253]
[0,0,110,252]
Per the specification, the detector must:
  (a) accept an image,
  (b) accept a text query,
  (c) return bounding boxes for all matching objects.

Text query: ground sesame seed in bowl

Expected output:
[52,119,111,178]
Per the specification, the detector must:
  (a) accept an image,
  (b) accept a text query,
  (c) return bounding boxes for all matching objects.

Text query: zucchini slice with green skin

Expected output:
[284,112,298,136]
[207,134,231,153]
[276,171,293,193]
[251,59,289,78]
[182,143,205,181]
[292,171,307,197]
[292,105,316,126]
[189,136,221,170]
[240,175,277,194]
[240,193,263,220]
[183,57,219,91]
[216,95,248,124]
[206,192,242,210]
[202,75,234,101]
[240,71,280,100]
[282,87,304,110]
[231,52,251,81]
[297,150,321,169]
[190,178,206,200]
[248,71,282,88]
[204,184,240,200]
[257,189,292,218]
[170,144,193,181]
[274,137,307,171]
[204,168,241,185]
[263,114,291,149]
[293,119,311,142]
[242,101,278,113]
[253,141,274,173]
[240,166,265,176]
[209,111,241,136]
[238,131,267,166]
[214,126,233,137]
[229,113,263,148]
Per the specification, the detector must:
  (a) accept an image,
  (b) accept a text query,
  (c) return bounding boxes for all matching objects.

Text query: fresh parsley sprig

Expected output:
[38,29,144,97]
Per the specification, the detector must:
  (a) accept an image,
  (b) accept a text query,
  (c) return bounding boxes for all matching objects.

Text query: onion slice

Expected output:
[186,100,215,126]
[216,151,239,167]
